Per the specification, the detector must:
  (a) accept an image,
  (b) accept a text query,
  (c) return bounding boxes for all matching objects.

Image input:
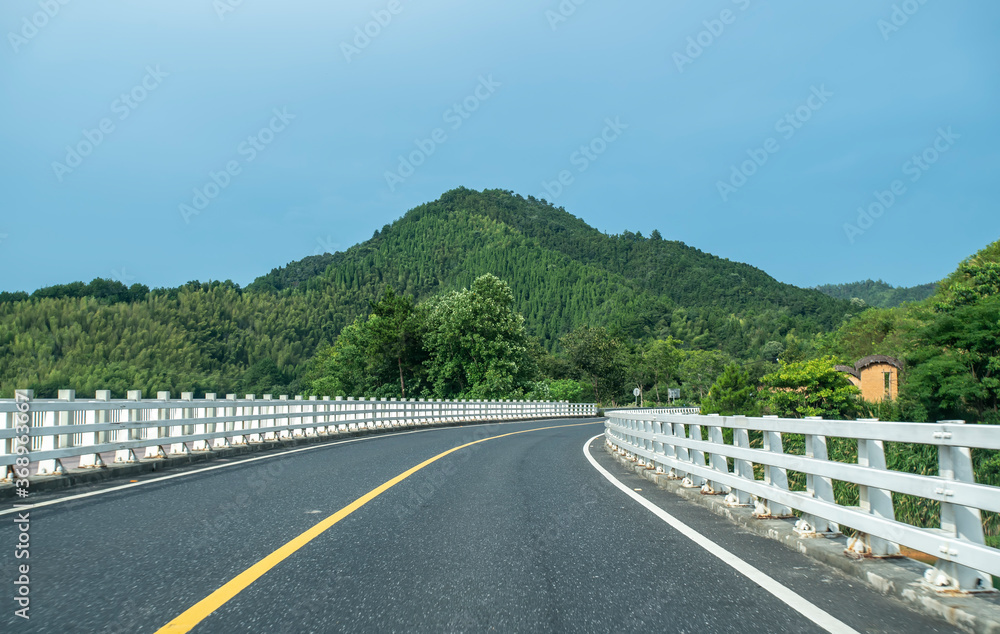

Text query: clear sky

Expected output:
[2,0,997,293]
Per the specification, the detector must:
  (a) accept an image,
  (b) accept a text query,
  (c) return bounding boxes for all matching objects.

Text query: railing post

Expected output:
[703,414,728,495]
[261,395,275,441]
[171,392,194,455]
[293,395,305,437]
[115,390,141,462]
[345,397,356,431]
[755,416,792,518]
[246,394,261,443]
[276,395,289,439]
[379,397,386,428]
[310,395,321,435]
[36,390,73,475]
[231,394,249,445]
[385,397,395,428]
[796,418,840,537]
[217,394,236,448]
[334,396,344,433]
[79,390,108,468]
[95,390,113,447]
[683,420,705,488]
[636,417,650,468]
[851,421,899,557]
[651,417,666,474]
[194,394,215,451]
[666,420,686,480]
[926,420,993,591]
[726,416,753,507]
[143,391,168,459]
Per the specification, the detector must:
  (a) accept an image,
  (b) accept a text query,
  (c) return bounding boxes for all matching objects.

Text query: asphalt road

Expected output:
[0,418,958,633]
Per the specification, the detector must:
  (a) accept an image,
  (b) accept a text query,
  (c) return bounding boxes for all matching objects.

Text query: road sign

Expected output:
[668,389,680,399]
[633,388,641,397]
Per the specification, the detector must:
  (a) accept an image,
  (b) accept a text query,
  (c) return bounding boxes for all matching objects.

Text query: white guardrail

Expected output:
[0,389,596,477]
[605,410,1000,592]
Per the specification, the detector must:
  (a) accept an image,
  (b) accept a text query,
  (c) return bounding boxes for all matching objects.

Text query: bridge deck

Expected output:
[1,419,962,633]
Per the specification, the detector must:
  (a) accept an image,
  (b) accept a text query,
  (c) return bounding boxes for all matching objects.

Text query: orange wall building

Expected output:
[835,355,902,403]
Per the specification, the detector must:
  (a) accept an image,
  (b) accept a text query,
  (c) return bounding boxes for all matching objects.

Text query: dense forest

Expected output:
[0,187,852,399]
[813,279,937,308]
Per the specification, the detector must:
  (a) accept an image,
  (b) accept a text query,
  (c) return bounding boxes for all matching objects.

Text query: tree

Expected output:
[240,358,288,396]
[645,337,682,404]
[904,295,1000,424]
[366,288,424,398]
[547,378,593,403]
[761,340,784,363]
[422,274,536,399]
[561,326,628,404]
[305,320,371,397]
[701,363,759,416]
[935,244,1000,311]
[760,356,861,419]
[304,289,427,399]
[678,349,730,401]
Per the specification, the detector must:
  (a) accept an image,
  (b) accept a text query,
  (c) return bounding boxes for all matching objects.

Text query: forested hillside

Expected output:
[813,279,937,308]
[0,187,853,398]
[251,188,851,353]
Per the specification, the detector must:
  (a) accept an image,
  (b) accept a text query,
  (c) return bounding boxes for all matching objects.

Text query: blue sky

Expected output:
[2,0,997,293]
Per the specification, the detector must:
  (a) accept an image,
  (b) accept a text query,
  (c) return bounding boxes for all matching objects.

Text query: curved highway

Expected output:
[1,418,957,633]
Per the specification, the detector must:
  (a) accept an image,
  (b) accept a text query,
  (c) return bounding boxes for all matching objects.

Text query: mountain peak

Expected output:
[247,188,850,351]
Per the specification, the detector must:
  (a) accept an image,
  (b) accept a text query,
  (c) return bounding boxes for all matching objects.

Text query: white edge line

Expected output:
[584,433,859,634]
[0,419,559,517]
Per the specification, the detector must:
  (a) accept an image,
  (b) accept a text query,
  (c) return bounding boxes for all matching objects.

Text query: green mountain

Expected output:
[0,187,852,397]
[250,188,851,349]
[813,279,937,308]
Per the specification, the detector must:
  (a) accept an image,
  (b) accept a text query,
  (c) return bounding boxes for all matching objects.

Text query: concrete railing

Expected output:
[604,407,700,415]
[1,389,597,478]
[605,409,1000,592]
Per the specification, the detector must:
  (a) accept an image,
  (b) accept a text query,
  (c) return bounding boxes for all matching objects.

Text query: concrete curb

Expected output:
[605,444,1000,634]
[0,416,592,501]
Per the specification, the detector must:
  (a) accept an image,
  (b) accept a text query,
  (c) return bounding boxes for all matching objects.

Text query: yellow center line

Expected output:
[156,420,602,633]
